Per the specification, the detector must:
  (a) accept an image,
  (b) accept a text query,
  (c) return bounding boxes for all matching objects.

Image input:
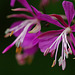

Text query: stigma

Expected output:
[64,27,72,34]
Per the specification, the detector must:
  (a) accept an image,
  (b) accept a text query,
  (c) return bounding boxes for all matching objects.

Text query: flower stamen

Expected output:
[51,60,56,67]
[16,46,22,54]
[10,31,14,37]
[68,48,72,54]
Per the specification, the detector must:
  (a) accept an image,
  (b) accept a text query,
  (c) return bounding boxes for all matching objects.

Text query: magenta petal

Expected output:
[24,45,38,55]
[22,32,41,55]
[10,21,41,49]
[39,36,58,52]
[7,14,34,19]
[21,32,41,49]
[71,24,75,30]
[71,24,75,32]
[31,6,64,28]
[70,33,75,46]
[38,14,65,28]
[31,5,65,28]
[10,21,23,37]
[31,5,41,15]
[18,0,32,12]
[10,20,34,37]
[38,29,63,39]
[2,42,14,54]
[51,14,68,27]
[62,1,74,26]
[72,30,75,32]
[10,0,16,7]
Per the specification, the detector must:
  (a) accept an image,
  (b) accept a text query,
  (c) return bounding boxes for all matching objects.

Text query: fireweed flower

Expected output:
[38,1,75,70]
[10,21,40,65]
[3,0,61,53]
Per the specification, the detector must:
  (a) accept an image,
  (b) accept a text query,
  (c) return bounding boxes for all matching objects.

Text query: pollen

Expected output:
[10,31,14,37]
[51,60,56,67]
[16,46,22,54]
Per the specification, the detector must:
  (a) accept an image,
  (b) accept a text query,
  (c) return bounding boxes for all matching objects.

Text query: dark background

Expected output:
[0,0,75,75]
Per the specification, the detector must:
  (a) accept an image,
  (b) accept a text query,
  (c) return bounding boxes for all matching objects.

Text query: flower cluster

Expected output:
[2,0,75,70]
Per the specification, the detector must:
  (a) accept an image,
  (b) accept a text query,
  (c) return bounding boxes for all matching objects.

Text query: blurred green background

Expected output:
[0,0,75,75]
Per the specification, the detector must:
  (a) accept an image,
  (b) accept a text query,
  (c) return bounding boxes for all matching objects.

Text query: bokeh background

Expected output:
[0,0,75,75]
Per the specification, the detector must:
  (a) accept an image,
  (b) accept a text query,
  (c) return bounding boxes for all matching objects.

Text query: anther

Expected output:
[51,60,56,67]
[10,31,14,37]
[16,46,22,54]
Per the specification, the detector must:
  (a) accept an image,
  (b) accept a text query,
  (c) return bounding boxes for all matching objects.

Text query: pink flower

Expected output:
[38,1,75,70]
[4,21,41,65]
[3,0,60,54]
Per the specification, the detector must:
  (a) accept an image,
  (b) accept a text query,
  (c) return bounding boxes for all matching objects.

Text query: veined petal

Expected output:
[39,36,58,52]
[38,14,65,28]
[50,14,68,27]
[18,0,32,12]
[21,31,41,49]
[38,29,63,39]
[7,14,33,19]
[10,0,16,7]
[31,5,64,28]
[62,1,74,26]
